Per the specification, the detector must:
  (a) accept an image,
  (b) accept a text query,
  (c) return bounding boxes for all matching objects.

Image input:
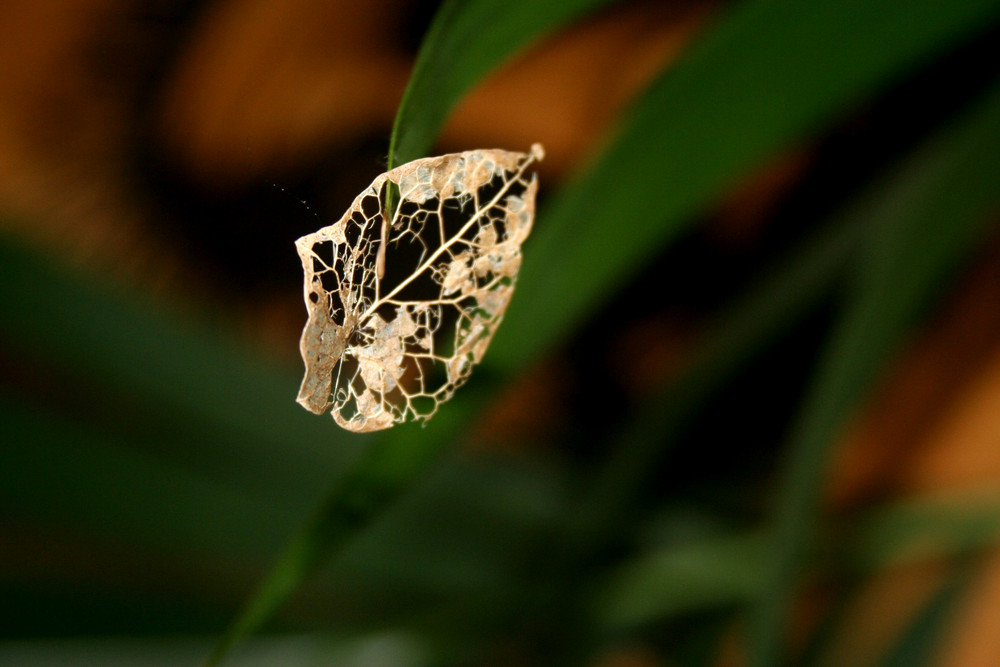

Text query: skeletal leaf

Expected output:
[296,144,544,432]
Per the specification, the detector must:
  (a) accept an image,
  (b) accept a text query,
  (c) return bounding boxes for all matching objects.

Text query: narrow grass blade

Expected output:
[876,561,972,667]
[596,488,1000,632]
[206,386,490,665]
[575,211,863,543]
[748,80,1000,666]
[388,0,614,168]
[596,532,767,631]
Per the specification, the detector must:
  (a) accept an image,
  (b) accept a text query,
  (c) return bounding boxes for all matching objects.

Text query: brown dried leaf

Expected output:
[295,144,544,432]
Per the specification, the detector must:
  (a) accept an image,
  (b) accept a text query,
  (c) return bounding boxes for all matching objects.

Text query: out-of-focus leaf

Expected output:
[596,533,766,630]
[595,488,1000,632]
[518,208,860,660]
[0,236,353,505]
[573,206,864,542]
[844,489,1000,570]
[0,392,300,636]
[874,565,971,667]
[748,79,1000,666]
[804,559,972,667]
[592,73,1000,638]
[0,396,298,564]
[388,0,613,167]
[1,387,567,637]
[491,0,1000,372]
[0,632,430,667]
[206,391,485,665]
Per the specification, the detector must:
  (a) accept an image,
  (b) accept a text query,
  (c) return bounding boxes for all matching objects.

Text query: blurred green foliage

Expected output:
[3,0,1000,664]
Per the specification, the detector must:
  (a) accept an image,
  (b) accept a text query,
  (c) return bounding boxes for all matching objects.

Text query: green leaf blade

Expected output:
[389,0,614,167]
[492,0,1000,373]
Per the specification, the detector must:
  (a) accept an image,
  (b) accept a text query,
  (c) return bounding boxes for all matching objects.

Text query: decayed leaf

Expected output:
[295,144,544,432]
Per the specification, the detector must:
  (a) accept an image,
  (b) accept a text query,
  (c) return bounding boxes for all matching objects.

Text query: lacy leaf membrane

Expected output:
[296,144,544,432]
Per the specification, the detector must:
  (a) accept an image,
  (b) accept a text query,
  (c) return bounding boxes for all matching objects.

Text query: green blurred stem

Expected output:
[875,560,973,667]
[206,386,492,665]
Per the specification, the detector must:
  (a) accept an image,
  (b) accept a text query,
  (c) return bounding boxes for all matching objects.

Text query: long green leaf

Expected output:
[807,556,974,667]
[596,489,1000,632]
[573,209,863,544]
[491,0,1000,373]
[388,0,614,168]
[881,577,968,667]
[748,79,1000,666]
[597,532,766,630]
[847,490,1000,570]
[876,563,970,667]
[206,389,490,664]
